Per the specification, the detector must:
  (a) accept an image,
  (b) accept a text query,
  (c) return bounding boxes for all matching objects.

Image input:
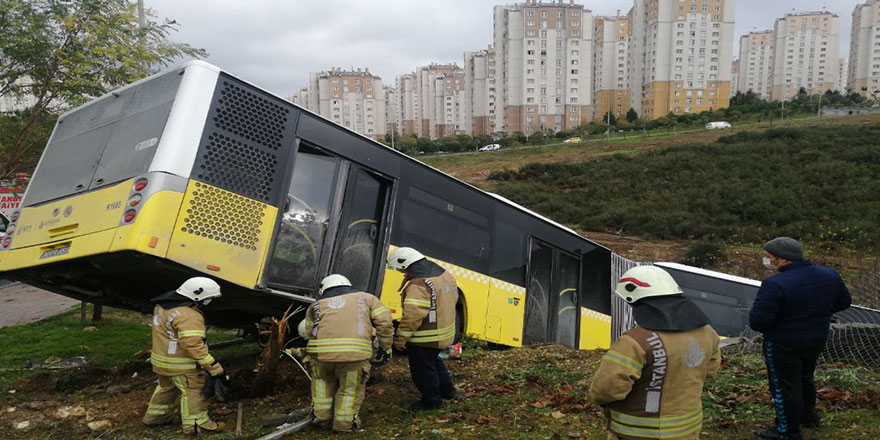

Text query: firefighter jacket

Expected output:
[150,304,222,376]
[590,325,722,440]
[396,262,459,349]
[303,288,394,363]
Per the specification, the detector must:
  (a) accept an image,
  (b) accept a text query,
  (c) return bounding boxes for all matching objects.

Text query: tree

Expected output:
[0,0,207,178]
[625,107,638,123]
[602,111,618,127]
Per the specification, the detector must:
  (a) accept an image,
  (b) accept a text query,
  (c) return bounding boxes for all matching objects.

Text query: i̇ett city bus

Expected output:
[0,61,614,350]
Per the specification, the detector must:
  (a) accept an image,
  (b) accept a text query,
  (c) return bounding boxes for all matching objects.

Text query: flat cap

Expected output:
[763,237,803,261]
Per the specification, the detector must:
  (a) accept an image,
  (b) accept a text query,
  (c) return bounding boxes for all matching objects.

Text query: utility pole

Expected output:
[817,92,823,117]
[606,106,611,140]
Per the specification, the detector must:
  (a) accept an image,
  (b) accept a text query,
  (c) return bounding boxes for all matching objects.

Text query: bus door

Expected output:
[523,239,581,348]
[328,166,390,293]
[264,144,390,296]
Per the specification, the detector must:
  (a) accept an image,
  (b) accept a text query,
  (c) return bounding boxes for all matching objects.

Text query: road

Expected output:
[0,281,79,328]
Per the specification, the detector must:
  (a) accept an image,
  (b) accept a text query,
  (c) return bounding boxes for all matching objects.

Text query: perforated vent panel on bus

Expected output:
[181,182,267,250]
[193,74,297,205]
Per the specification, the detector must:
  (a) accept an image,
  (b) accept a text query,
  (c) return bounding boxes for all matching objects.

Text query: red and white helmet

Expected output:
[615,266,682,304]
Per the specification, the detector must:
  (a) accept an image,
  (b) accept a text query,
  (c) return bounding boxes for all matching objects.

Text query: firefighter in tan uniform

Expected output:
[590,266,722,440]
[300,274,393,432]
[387,247,460,411]
[142,277,225,437]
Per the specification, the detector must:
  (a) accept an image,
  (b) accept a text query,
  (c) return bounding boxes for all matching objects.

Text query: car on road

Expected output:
[563,137,582,144]
[705,121,732,129]
[479,143,501,152]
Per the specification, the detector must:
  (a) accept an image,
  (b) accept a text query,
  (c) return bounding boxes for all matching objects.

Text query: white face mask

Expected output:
[762,257,776,270]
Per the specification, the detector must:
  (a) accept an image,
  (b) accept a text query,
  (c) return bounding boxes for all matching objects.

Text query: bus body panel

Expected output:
[486,280,527,346]
[10,179,133,249]
[149,62,220,178]
[578,308,613,350]
[165,181,278,289]
[108,190,185,257]
[0,228,117,271]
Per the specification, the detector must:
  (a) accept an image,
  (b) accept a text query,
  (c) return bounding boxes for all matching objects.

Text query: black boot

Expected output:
[440,384,459,400]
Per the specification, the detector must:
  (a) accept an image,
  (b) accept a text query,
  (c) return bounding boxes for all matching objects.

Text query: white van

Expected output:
[705,121,731,129]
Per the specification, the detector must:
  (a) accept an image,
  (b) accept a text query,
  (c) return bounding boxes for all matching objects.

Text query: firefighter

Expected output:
[142,277,225,438]
[590,266,722,440]
[300,274,393,432]
[387,247,459,411]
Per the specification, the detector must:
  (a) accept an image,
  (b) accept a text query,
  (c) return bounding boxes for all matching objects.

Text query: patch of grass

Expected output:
[0,307,242,388]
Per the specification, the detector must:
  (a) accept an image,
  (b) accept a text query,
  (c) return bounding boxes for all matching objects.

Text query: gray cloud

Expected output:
[148,0,861,96]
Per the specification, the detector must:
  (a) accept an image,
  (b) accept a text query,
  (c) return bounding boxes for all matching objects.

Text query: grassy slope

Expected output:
[2,328,878,440]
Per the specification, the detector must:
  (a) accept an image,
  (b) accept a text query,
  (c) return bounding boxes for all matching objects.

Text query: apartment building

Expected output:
[839,58,849,92]
[410,63,467,139]
[295,68,386,140]
[384,85,399,138]
[628,0,736,119]
[850,0,880,96]
[592,13,630,120]
[771,11,840,101]
[731,59,738,96]
[737,30,774,98]
[493,0,593,134]
[464,47,498,136]
[395,73,418,136]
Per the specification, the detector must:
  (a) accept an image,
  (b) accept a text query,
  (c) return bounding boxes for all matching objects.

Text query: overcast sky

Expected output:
[147,0,863,97]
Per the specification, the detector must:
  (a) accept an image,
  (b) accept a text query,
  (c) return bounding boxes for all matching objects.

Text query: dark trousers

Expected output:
[762,339,826,438]
[406,345,452,406]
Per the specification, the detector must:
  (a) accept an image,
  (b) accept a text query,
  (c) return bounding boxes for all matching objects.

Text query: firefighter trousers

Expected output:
[311,359,371,432]
[143,371,217,434]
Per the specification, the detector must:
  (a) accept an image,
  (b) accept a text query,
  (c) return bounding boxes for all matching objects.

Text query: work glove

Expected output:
[371,348,392,366]
[203,371,231,402]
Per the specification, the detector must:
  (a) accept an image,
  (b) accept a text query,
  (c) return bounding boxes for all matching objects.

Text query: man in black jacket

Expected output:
[750,237,851,440]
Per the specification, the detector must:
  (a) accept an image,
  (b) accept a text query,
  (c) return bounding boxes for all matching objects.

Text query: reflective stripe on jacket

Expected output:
[396,270,458,349]
[303,291,394,362]
[150,305,215,375]
[590,325,722,440]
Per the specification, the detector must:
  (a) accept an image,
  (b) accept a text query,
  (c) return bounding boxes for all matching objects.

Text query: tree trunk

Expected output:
[250,322,281,397]
[91,303,103,322]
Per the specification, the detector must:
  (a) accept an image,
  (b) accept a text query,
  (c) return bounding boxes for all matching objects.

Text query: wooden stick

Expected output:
[236,402,243,437]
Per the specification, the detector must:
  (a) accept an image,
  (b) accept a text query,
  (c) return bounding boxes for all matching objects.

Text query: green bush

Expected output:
[489,125,880,249]
[682,242,724,268]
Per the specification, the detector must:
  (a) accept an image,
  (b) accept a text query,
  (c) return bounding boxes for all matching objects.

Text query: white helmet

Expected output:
[319,274,352,296]
[176,277,222,304]
[615,266,682,304]
[297,320,310,339]
[386,247,425,270]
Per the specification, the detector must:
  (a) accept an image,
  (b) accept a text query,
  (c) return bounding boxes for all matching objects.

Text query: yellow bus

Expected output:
[0,61,614,350]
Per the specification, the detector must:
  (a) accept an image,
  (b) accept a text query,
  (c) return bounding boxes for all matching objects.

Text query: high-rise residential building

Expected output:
[384,85,399,139]
[731,59,739,97]
[771,11,840,101]
[289,87,309,109]
[838,57,849,92]
[628,0,736,119]
[493,0,593,134]
[464,47,498,136]
[395,73,418,136]
[295,68,386,140]
[592,13,630,120]
[412,63,466,139]
[849,0,880,96]
[737,30,774,98]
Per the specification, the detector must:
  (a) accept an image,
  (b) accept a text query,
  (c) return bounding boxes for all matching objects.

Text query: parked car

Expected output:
[705,121,732,129]
[563,137,582,144]
[479,144,501,152]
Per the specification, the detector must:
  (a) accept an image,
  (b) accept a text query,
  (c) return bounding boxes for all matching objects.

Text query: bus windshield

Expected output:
[24,70,183,206]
